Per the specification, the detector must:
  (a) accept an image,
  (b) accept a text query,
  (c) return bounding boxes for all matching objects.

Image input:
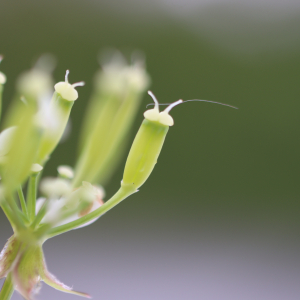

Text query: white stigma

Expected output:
[54,70,84,101]
[147,91,159,111]
[144,91,181,126]
[72,81,85,88]
[65,69,70,83]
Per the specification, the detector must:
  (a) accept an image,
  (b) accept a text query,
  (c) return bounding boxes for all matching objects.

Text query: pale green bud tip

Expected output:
[57,165,74,179]
[144,91,183,126]
[0,55,5,84]
[31,163,43,173]
[0,72,6,84]
[0,126,17,157]
[54,70,85,101]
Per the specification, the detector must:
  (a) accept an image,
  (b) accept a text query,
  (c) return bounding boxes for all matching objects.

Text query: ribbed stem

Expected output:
[17,186,28,218]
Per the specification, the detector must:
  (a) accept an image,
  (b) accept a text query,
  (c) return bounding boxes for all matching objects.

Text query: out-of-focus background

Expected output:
[1,0,300,299]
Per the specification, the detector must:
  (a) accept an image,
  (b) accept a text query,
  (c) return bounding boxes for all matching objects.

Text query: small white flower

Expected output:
[40,177,72,198]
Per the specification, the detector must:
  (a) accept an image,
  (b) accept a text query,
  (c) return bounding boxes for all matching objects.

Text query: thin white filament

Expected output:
[146,99,238,110]
[147,90,159,111]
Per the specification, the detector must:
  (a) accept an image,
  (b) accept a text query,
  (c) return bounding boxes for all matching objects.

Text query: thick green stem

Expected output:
[17,186,28,218]
[27,174,38,222]
[46,185,136,239]
[0,274,14,300]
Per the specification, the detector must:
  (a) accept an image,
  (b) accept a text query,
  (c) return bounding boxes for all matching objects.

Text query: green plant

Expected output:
[0,52,187,300]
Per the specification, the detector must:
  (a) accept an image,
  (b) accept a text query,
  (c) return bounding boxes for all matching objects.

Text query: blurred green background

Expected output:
[1,1,300,299]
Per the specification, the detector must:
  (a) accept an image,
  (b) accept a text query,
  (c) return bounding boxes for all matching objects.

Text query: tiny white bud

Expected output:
[31,163,43,173]
[40,177,72,198]
[57,165,74,179]
[54,70,84,101]
[0,72,6,84]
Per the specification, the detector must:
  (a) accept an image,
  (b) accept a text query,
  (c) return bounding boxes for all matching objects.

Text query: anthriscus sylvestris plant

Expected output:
[0,52,237,300]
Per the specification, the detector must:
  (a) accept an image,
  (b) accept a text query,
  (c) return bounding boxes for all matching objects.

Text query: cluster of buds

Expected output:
[0,52,186,300]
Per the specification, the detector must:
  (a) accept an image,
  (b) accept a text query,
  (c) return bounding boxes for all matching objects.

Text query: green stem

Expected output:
[17,186,28,218]
[5,195,26,228]
[27,174,38,222]
[0,202,19,231]
[46,185,136,239]
[31,200,47,229]
[0,273,14,300]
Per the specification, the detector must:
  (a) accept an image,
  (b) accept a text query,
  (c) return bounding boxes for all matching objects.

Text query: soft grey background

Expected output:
[1,0,300,299]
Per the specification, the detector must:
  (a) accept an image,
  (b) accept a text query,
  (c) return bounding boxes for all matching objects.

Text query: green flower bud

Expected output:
[122,91,182,190]
[36,70,84,164]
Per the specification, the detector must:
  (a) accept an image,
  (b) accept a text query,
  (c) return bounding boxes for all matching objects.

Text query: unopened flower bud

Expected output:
[16,54,55,103]
[0,72,6,85]
[122,91,182,190]
[57,165,74,179]
[31,163,43,174]
[36,70,84,164]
